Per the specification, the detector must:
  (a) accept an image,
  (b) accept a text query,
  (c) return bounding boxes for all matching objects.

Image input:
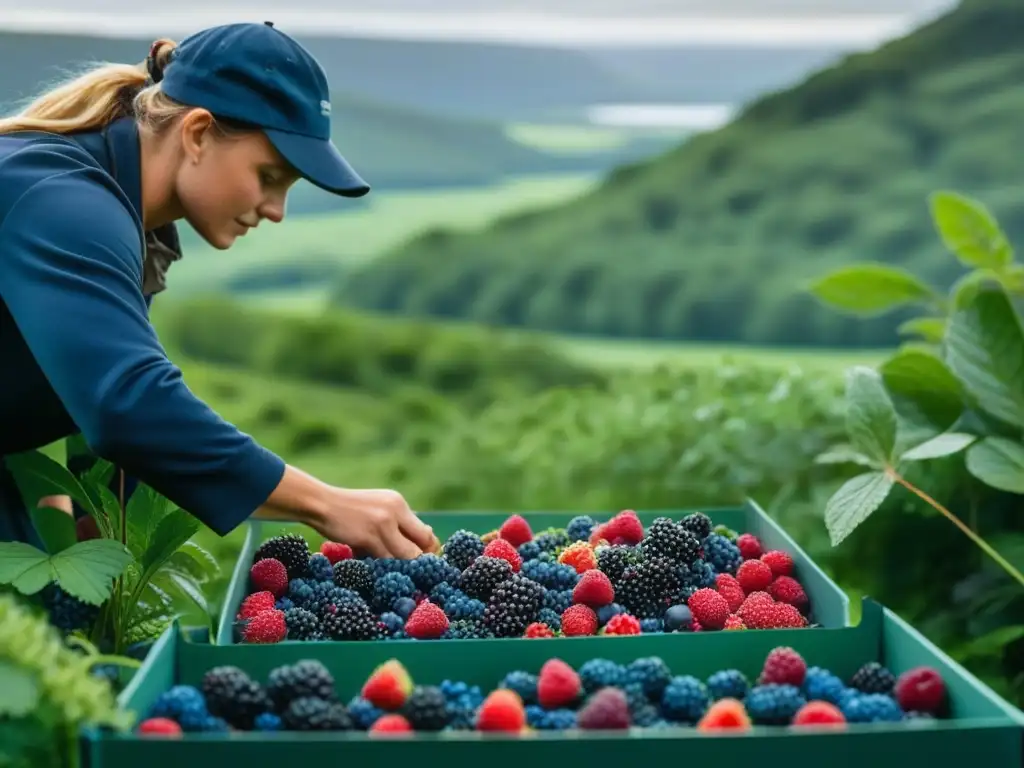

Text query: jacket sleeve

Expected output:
[0,158,286,536]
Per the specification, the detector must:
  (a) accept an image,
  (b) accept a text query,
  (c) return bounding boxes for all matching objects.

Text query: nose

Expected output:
[258,196,286,224]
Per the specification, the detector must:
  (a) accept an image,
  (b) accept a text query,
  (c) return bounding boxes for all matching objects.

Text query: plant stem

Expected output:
[891,471,1024,589]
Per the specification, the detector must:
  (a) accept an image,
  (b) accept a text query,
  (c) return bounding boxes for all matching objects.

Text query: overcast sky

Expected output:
[0,0,957,45]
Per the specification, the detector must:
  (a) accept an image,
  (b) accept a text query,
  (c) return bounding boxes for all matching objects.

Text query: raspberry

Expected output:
[768,576,809,612]
[578,687,631,729]
[737,592,777,629]
[524,622,556,638]
[604,510,645,545]
[761,647,807,687]
[724,615,746,630]
[572,569,615,607]
[250,558,289,598]
[369,713,413,735]
[688,588,730,630]
[697,698,751,731]
[772,602,808,628]
[561,604,599,636]
[476,689,526,732]
[793,701,846,727]
[761,550,794,577]
[537,659,581,709]
[715,573,746,613]
[558,542,598,573]
[320,541,353,564]
[499,515,533,548]
[404,600,449,639]
[736,533,762,560]
[603,613,641,636]
[894,667,946,713]
[483,538,522,572]
[137,717,182,736]
[737,559,774,593]
[242,609,286,643]
[237,591,276,621]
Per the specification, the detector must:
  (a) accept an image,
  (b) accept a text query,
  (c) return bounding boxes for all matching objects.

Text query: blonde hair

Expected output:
[0,40,251,139]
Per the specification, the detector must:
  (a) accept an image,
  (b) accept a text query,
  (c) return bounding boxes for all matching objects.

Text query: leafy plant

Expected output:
[0,450,220,655]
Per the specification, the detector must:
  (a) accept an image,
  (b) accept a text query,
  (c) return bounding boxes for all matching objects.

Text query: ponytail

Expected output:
[0,39,183,136]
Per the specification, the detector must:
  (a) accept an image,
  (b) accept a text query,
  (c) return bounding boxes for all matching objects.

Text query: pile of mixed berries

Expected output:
[235,510,817,644]
[135,647,948,736]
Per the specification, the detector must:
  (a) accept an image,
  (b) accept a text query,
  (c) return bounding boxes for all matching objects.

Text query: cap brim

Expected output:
[264,128,370,198]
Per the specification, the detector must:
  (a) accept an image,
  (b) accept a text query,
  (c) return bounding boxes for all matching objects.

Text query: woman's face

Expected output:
[173,113,300,249]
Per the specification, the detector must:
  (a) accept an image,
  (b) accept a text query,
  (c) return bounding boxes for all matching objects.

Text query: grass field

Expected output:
[169,173,599,296]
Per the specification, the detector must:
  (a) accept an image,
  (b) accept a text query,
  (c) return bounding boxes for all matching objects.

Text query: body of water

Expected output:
[585,103,735,130]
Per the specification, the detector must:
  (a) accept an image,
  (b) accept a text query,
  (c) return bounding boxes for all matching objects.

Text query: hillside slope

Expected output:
[331,0,1024,347]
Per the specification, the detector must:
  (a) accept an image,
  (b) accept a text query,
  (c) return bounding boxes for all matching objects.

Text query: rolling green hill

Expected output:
[330,0,1024,348]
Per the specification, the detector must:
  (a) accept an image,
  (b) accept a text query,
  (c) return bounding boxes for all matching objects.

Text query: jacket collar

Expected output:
[70,117,182,296]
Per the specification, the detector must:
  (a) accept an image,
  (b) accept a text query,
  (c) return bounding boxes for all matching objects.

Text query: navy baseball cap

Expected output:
[159,21,370,198]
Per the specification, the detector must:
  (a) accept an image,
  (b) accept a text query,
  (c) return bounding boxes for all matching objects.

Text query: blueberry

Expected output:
[664,604,693,631]
[393,597,417,619]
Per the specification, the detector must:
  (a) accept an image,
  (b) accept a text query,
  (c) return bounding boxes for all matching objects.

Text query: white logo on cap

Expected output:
[320,100,331,117]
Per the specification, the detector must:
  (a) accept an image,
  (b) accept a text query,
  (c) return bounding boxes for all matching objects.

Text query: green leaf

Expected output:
[3,450,97,519]
[814,445,879,468]
[127,485,173,558]
[49,539,134,606]
[825,471,896,546]
[844,366,899,464]
[965,437,1024,494]
[945,287,1024,429]
[0,542,50,588]
[0,662,40,717]
[29,505,78,556]
[808,263,938,316]
[901,432,976,461]
[896,317,946,343]
[136,510,201,598]
[166,572,212,626]
[930,190,1013,269]
[880,347,965,436]
[165,543,220,582]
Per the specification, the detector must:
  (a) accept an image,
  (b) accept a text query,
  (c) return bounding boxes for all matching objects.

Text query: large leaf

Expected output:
[825,471,895,546]
[0,542,51,595]
[880,347,965,435]
[49,539,134,606]
[965,437,1024,494]
[0,662,40,717]
[165,572,214,635]
[945,287,1024,429]
[808,263,938,316]
[165,542,220,582]
[4,450,96,518]
[900,432,976,462]
[896,317,946,343]
[140,510,201,577]
[930,190,1013,270]
[844,366,898,464]
[814,444,878,468]
[127,485,174,557]
[29,505,78,556]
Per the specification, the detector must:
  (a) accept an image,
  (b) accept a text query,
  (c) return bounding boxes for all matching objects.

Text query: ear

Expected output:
[178,109,216,164]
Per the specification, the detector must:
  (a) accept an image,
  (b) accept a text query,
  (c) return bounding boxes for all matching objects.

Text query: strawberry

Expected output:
[558,542,598,573]
[524,622,556,638]
[761,550,794,577]
[603,510,644,546]
[237,590,276,621]
[249,558,289,598]
[561,604,598,636]
[241,609,286,643]
[603,613,641,636]
[369,713,414,735]
[498,515,533,548]
[894,667,946,714]
[320,541,353,564]
[476,689,526,732]
[735,533,762,560]
[792,701,846,728]
[697,698,751,731]
[404,600,449,639]
[537,658,581,709]
[768,576,809,612]
[736,559,774,594]
[760,647,807,687]
[572,569,614,607]
[688,588,730,630]
[715,573,746,613]
[724,615,746,630]
[483,538,522,573]
[137,717,183,736]
[362,660,413,710]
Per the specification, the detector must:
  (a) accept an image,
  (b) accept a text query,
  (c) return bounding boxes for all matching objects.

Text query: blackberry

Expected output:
[842,692,904,723]
[482,575,545,637]
[632,704,661,728]
[333,559,374,600]
[518,541,542,562]
[803,667,846,705]
[641,518,701,566]
[543,588,574,615]
[707,669,749,701]
[680,512,712,541]
[578,659,626,693]
[321,598,384,641]
[201,665,271,729]
[535,529,570,553]
[282,697,352,731]
[849,662,897,695]
[275,596,295,612]
[401,686,450,731]
[567,515,597,542]
[346,696,384,730]
[597,545,636,582]
[640,618,664,633]
[254,534,310,580]
[373,573,417,613]
[429,582,462,608]
[442,530,485,570]
[499,671,538,704]
[407,554,461,592]
[460,556,513,601]
[616,557,680,619]
[287,578,315,607]
[522,560,579,590]
[307,582,360,616]
[442,618,494,639]
[307,553,335,583]
[267,660,337,711]
[42,583,100,634]
[627,657,672,698]
[745,684,806,725]
[702,534,743,575]
[660,675,710,723]
[621,682,649,712]
[444,595,485,621]
[538,607,562,631]
[284,607,321,641]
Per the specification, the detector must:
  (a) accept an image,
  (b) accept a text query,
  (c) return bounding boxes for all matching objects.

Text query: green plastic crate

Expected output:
[81,599,1024,767]
[215,502,850,645]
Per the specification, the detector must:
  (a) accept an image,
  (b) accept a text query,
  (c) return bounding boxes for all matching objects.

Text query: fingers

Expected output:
[398,506,436,553]
[381,523,423,560]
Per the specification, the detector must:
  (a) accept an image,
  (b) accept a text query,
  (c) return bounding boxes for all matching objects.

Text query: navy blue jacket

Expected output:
[0,117,286,544]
